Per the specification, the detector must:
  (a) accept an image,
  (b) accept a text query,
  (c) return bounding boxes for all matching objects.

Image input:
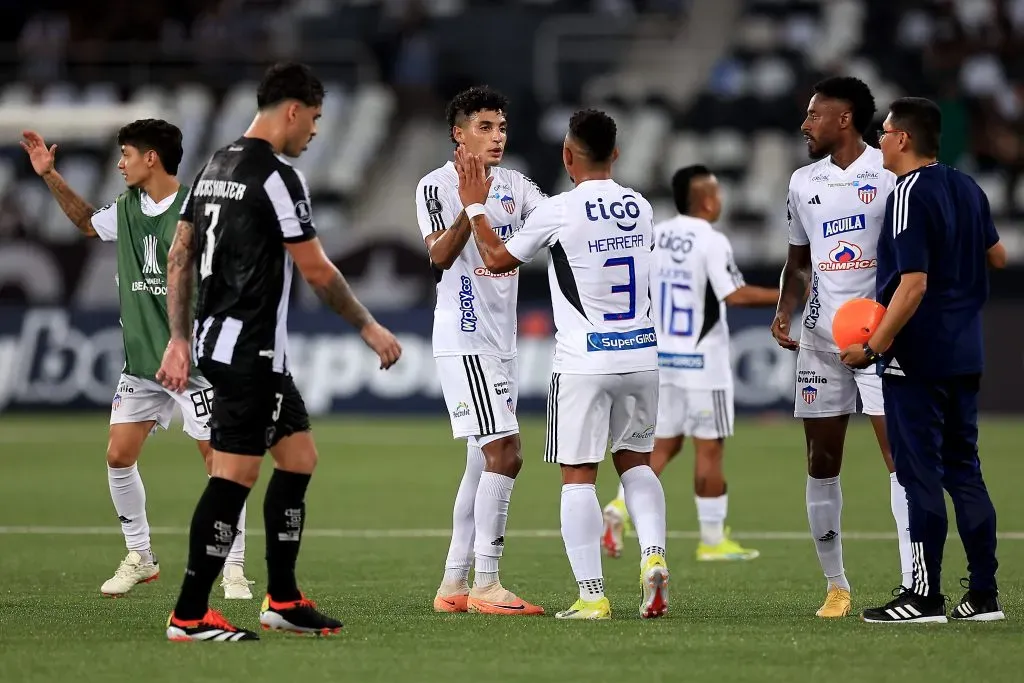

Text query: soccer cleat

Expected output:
[555,597,611,620]
[221,564,255,600]
[816,584,852,618]
[101,550,160,597]
[697,529,760,562]
[166,609,259,642]
[601,498,629,558]
[639,554,669,619]
[862,589,947,624]
[467,583,544,615]
[950,578,1004,622]
[259,594,343,635]
[433,581,470,613]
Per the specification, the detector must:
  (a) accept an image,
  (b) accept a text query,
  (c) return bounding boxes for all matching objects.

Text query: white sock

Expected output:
[620,466,667,562]
[561,483,605,601]
[472,471,514,587]
[890,472,913,588]
[696,494,728,546]
[442,444,484,586]
[806,476,850,591]
[225,501,247,568]
[108,464,152,556]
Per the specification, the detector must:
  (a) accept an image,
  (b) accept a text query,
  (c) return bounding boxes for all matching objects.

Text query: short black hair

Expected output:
[813,76,876,134]
[888,97,942,158]
[257,62,325,109]
[117,119,183,175]
[445,86,509,144]
[568,109,617,163]
[671,164,713,215]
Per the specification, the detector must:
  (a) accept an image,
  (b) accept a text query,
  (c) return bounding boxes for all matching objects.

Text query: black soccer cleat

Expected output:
[950,579,1005,622]
[259,593,343,636]
[862,589,947,624]
[166,609,260,642]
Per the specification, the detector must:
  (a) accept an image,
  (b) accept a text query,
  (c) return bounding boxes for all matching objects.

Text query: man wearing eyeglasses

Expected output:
[842,97,1007,624]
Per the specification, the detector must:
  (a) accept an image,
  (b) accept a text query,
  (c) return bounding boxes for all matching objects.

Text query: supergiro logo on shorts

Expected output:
[586,327,657,352]
[459,276,478,332]
[474,266,518,278]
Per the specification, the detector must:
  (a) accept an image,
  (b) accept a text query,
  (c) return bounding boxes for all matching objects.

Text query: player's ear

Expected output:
[452,125,464,145]
[611,147,620,163]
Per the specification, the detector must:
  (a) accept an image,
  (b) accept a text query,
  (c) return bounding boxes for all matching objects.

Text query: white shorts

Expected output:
[544,371,659,466]
[436,355,519,440]
[109,373,213,440]
[794,348,883,418]
[656,383,734,440]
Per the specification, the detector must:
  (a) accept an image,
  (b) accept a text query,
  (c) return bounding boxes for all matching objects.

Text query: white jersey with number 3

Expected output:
[504,179,657,375]
[786,146,896,352]
[415,161,547,359]
[651,215,745,390]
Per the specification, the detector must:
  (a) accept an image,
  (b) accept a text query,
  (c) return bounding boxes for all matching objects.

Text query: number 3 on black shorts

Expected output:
[190,387,215,419]
[272,392,284,422]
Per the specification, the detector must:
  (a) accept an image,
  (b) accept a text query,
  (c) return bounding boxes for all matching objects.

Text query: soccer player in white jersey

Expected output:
[415,86,546,615]
[601,165,778,562]
[770,77,913,618]
[464,109,669,620]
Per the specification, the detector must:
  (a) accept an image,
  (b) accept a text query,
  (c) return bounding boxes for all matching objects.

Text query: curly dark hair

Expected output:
[116,119,183,175]
[446,86,509,144]
[813,76,877,134]
[568,109,617,163]
[257,62,325,110]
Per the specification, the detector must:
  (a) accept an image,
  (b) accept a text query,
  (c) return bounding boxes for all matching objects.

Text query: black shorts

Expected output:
[199,360,311,456]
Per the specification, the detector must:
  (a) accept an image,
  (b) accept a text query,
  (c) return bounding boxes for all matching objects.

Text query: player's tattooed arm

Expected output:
[469,214,521,274]
[42,170,99,237]
[425,210,472,270]
[313,270,375,329]
[166,220,196,341]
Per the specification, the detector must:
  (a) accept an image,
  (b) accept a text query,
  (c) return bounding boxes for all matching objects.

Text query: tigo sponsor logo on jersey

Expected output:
[857,184,878,204]
[459,276,478,332]
[658,352,704,369]
[586,327,657,352]
[585,194,641,231]
[802,385,818,404]
[822,214,866,238]
[818,241,877,272]
[658,231,693,263]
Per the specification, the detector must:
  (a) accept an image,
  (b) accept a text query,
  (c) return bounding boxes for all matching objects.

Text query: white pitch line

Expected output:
[1,526,1023,541]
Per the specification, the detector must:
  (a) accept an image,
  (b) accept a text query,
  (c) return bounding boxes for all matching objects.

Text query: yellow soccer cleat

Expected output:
[696,529,760,562]
[639,554,669,619]
[555,597,612,620]
[601,498,630,558]
[816,584,852,618]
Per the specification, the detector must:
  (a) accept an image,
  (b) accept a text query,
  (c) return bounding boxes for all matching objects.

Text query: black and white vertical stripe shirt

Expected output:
[182,137,317,375]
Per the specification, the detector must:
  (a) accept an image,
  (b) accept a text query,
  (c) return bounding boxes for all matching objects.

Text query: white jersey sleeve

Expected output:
[504,196,562,263]
[415,174,460,239]
[786,180,809,246]
[92,202,118,241]
[514,171,548,221]
[706,232,745,301]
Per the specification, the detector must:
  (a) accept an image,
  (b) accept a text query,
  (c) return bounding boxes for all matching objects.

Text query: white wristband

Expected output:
[465,203,486,219]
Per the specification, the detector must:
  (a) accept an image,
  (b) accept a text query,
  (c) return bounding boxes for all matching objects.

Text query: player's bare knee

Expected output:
[105,444,140,469]
[480,432,521,477]
[807,447,843,478]
[561,463,598,485]
[612,449,650,476]
[210,452,261,488]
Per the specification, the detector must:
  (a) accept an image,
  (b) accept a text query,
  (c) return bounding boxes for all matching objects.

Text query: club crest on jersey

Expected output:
[857,184,878,204]
[500,194,515,214]
[802,385,818,404]
[822,214,866,238]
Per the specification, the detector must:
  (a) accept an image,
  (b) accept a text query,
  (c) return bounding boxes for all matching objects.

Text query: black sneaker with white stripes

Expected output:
[950,579,1005,622]
[861,589,947,624]
[166,609,260,642]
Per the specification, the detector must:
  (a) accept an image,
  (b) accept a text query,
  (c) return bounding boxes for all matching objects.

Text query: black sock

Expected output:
[174,477,251,620]
[264,469,312,602]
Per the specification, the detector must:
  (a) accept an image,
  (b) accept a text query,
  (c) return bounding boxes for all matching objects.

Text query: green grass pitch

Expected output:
[1,414,1022,682]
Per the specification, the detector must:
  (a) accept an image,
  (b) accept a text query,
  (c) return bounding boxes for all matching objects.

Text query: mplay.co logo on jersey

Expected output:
[818,241,877,272]
[822,214,866,238]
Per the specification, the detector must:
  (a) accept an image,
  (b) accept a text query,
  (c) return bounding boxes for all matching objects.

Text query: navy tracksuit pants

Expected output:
[883,373,998,596]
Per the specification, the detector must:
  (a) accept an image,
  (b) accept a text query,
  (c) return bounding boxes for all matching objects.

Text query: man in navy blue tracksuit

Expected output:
[840,97,1008,623]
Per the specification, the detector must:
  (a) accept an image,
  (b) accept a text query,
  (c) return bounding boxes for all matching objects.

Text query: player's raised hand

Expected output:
[156,338,192,393]
[20,130,58,176]
[360,321,402,370]
[770,310,799,351]
[455,145,492,208]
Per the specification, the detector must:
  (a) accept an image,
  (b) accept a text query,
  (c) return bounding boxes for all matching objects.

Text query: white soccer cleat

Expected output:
[221,564,255,600]
[101,550,160,597]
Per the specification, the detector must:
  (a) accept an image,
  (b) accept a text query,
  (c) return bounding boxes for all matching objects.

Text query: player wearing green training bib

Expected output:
[22,121,253,600]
